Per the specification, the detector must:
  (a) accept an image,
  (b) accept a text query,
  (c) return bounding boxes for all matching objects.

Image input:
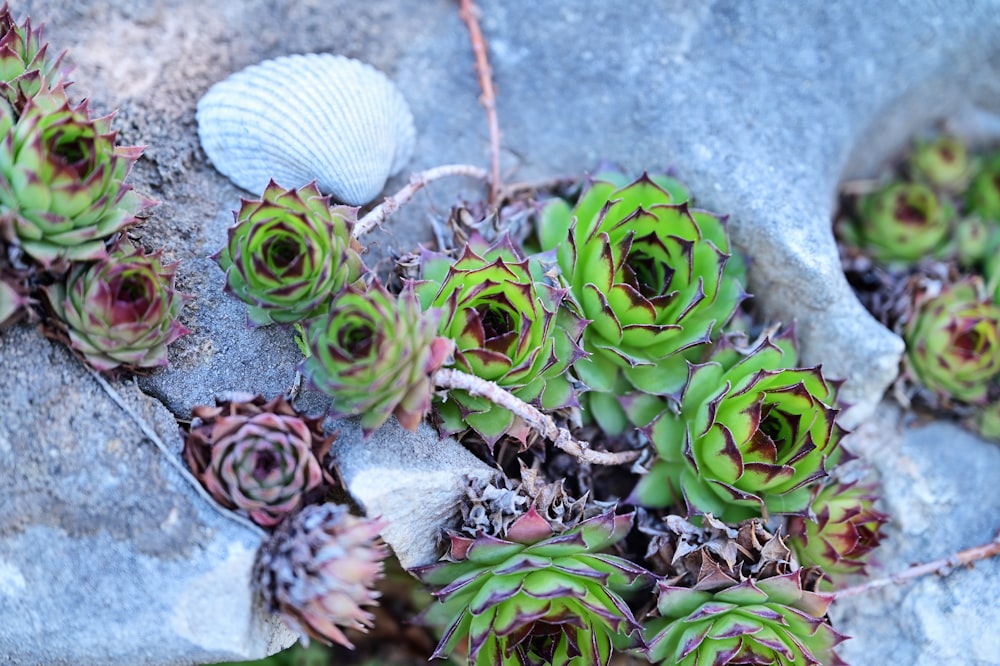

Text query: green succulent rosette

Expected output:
[787,480,888,582]
[644,570,846,665]
[44,240,189,371]
[534,171,746,433]
[631,331,845,522]
[414,507,651,666]
[0,4,64,113]
[416,233,587,445]
[904,278,1000,403]
[967,152,1000,222]
[303,281,454,436]
[215,179,364,326]
[0,84,148,267]
[841,181,953,265]
[184,394,335,528]
[907,134,972,192]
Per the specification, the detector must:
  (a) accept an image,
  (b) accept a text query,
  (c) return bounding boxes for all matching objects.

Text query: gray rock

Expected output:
[4,0,1000,664]
[0,325,296,665]
[832,404,1000,666]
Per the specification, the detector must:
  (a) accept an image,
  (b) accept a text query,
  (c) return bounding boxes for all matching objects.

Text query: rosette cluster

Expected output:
[0,3,63,113]
[416,234,586,445]
[415,506,650,665]
[215,179,364,325]
[533,171,746,432]
[633,331,845,522]
[183,394,336,528]
[303,281,454,434]
[44,241,189,370]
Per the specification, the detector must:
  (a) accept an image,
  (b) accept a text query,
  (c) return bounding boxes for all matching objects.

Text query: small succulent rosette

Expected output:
[43,240,189,371]
[534,170,747,434]
[414,506,651,666]
[0,4,64,113]
[903,277,1000,404]
[254,503,388,648]
[415,233,586,446]
[215,179,364,326]
[787,479,888,582]
[632,330,845,522]
[966,152,1000,222]
[906,134,973,192]
[183,394,336,528]
[840,181,953,266]
[641,515,846,665]
[0,83,148,267]
[302,280,454,435]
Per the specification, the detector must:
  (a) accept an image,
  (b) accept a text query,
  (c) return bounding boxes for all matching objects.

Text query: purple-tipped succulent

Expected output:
[632,330,845,522]
[44,240,189,371]
[644,569,846,665]
[215,179,364,326]
[414,506,651,665]
[787,479,888,581]
[533,171,747,434]
[415,233,586,447]
[0,3,64,113]
[183,394,335,528]
[0,83,149,268]
[254,503,388,648]
[904,278,1000,404]
[302,280,454,435]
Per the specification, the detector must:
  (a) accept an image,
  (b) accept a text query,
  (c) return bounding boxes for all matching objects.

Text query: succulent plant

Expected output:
[631,331,845,522]
[907,134,972,192]
[903,278,1000,403]
[645,569,845,665]
[254,503,388,648]
[0,3,64,113]
[787,479,888,581]
[975,399,1000,441]
[416,233,587,446]
[967,152,1000,222]
[183,394,335,528]
[954,216,1000,269]
[414,505,651,666]
[841,181,953,265]
[0,83,148,267]
[215,179,364,326]
[302,280,454,435]
[43,240,189,371]
[533,171,746,433]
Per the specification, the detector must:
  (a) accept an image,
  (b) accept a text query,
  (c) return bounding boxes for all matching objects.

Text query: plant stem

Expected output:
[431,367,640,466]
[834,530,1000,600]
[353,164,489,238]
[458,0,502,206]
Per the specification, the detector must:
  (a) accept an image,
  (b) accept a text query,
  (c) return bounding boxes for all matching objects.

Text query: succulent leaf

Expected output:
[302,280,453,435]
[254,503,388,648]
[183,394,336,528]
[0,84,148,267]
[215,179,364,325]
[44,240,189,371]
[904,277,1000,403]
[967,151,1000,222]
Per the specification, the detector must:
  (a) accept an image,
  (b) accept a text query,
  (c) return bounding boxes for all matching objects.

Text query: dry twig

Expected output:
[835,530,1000,600]
[432,367,640,466]
[458,0,502,206]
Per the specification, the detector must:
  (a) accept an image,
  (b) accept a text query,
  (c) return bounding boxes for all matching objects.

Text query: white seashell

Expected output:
[196,53,415,206]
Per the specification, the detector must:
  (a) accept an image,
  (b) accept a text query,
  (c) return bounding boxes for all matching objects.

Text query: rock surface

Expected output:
[2,0,1000,664]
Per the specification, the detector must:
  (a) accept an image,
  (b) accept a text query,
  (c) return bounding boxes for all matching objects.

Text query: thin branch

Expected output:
[86,367,266,537]
[354,164,490,238]
[835,530,1000,600]
[432,367,640,466]
[458,0,502,206]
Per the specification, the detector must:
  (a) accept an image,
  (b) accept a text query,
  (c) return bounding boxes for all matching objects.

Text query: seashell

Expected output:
[196,53,415,206]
